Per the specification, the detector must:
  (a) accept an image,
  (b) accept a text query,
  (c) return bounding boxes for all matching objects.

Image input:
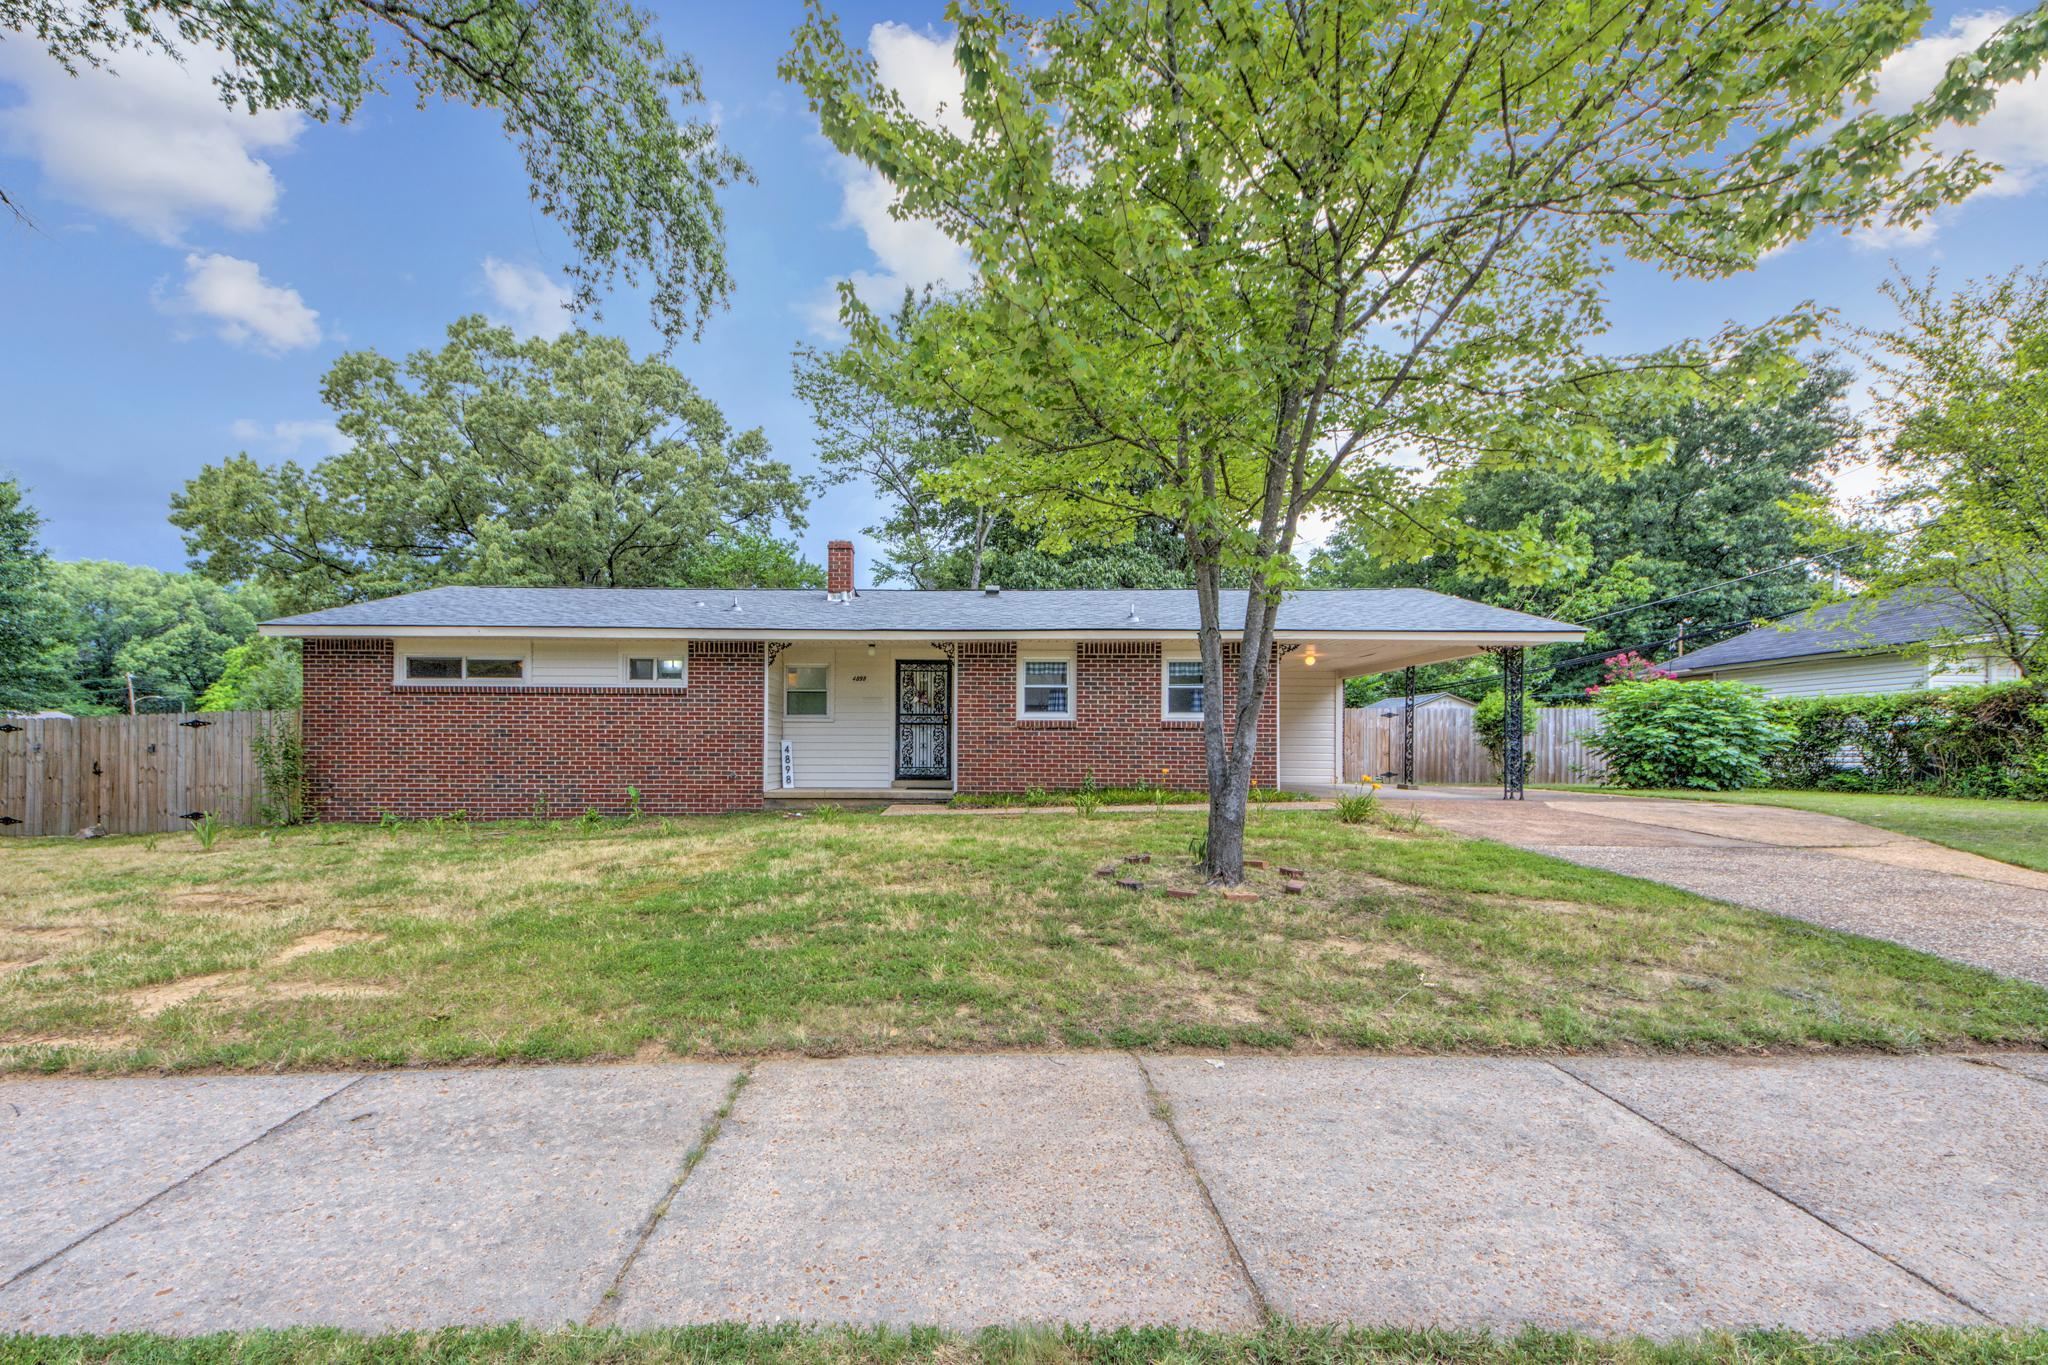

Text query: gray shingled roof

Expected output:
[264,586,1581,636]
[1667,588,1988,673]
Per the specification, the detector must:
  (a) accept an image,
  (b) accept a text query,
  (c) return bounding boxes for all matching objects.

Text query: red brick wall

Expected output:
[301,638,765,821]
[954,641,1277,794]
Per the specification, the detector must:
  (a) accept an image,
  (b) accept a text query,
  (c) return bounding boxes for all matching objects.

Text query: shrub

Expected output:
[1333,791,1380,825]
[1589,679,1789,790]
[1768,682,2048,799]
[249,717,308,827]
[1473,690,1540,767]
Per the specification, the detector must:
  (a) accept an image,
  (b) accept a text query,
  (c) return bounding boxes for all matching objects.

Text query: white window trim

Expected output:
[618,646,690,687]
[1161,653,1205,722]
[395,644,532,687]
[782,659,833,721]
[1017,654,1074,721]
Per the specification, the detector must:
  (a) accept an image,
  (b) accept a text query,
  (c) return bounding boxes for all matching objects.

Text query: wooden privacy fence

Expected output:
[0,710,293,837]
[1343,705,1608,787]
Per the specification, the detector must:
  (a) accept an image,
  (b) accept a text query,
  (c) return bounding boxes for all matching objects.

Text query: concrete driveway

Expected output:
[2,1053,2046,1338]
[1408,794,2048,988]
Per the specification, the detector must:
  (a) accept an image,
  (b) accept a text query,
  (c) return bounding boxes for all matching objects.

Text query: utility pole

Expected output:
[125,672,136,716]
[1676,618,1695,657]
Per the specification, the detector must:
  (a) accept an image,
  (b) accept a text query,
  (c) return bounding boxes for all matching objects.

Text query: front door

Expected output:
[895,660,952,781]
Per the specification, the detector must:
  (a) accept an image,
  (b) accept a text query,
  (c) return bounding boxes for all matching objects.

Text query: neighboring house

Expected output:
[1365,691,1476,715]
[1665,588,2025,699]
[260,541,1582,820]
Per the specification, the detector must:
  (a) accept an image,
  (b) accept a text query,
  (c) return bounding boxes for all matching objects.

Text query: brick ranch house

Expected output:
[260,542,1582,820]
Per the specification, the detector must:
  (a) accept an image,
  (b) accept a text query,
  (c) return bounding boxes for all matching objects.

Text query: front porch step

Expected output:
[764,787,953,809]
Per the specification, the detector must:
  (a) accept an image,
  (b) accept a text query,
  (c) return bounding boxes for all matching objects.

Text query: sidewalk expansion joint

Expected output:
[586,1063,754,1328]
[1131,1052,1272,1324]
[0,1071,370,1295]
[1547,1060,1996,1324]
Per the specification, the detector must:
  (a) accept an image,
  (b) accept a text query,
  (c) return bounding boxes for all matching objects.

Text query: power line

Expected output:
[1577,552,1846,624]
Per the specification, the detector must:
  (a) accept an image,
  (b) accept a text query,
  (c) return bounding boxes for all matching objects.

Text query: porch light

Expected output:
[1304,650,1318,667]
[866,642,876,657]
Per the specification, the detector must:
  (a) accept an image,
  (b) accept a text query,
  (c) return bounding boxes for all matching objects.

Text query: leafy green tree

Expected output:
[171,316,815,612]
[3,0,745,338]
[197,636,302,713]
[784,0,2043,880]
[794,292,996,589]
[46,561,270,712]
[796,291,1190,590]
[1839,267,2048,677]
[0,477,72,711]
[1312,361,1857,699]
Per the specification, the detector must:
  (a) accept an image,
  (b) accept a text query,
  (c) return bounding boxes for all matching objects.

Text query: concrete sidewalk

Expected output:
[2,1053,2046,1339]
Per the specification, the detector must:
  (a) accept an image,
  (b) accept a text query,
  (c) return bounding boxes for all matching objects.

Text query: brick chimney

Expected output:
[827,540,855,597]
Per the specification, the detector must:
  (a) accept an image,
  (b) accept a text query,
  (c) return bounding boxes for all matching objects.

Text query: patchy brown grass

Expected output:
[3,806,2046,1073]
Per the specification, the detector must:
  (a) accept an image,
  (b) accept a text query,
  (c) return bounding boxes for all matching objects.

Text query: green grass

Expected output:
[949,785,1310,808]
[5,1322,2047,1365]
[1543,787,2048,874]
[5,806,2048,1072]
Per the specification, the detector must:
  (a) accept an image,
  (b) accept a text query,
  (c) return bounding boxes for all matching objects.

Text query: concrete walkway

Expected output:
[3,1053,2046,1338]
[1407,794,2048,987]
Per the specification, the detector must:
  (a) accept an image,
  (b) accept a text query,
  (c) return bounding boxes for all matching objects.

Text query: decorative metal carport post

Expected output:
[1399,665,1417,789]
[1488,646,1527,800]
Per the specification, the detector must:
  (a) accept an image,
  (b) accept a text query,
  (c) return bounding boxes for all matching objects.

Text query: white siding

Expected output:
[1927,649,2024,689]
[766,644,952,790]
[1699,652,1928,698]
[392,637,697,687]
[1276,656,1341,786]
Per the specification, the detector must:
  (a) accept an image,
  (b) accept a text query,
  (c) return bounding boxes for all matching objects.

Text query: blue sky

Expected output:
[2,3,2045,583]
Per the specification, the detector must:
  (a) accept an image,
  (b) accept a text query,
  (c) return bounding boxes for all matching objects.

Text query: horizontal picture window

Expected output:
[403,655,525,682]
[627,655,687,683]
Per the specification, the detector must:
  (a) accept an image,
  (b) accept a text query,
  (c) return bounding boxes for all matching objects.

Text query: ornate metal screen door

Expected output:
[895,660,953,780]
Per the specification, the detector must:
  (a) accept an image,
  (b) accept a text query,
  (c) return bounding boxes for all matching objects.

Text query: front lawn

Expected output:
[1546,788,2048,874]
[5,807,2046,1072]
[7,1322,2046,1365]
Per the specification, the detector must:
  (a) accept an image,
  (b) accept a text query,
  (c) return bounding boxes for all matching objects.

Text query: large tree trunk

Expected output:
[1197,559,1281,885]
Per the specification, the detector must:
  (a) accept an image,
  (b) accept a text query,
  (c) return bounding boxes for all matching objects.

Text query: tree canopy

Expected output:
[171,316,816,612]
[0,477,70,711]
[1834,267,2048,677]
[783,0,2046,880]
[38,561,272,713]
[2,0,745,338]
[1311,360,1857,699]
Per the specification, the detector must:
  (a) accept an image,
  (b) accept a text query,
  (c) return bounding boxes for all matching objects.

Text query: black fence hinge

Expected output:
[0,816,20,826]
[179,810,208,822]
[0,723,21,733]
[179,718,212,728]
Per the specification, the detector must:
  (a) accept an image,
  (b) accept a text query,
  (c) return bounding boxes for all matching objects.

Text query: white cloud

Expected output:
[0,39,302,240]
[1853,10,2048,246]
[482,257,574,338]
[167,252,322,351]
[229,418,349,456]
[806,23,974,338]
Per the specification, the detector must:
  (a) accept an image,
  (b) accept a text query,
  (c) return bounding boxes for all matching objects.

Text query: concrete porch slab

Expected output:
[0,1074,355,1284]
[1564,1055,2048,1323]
[612,1055,1261,1330]
[1146,1056,1972,1338]
[0,1064,738,1335]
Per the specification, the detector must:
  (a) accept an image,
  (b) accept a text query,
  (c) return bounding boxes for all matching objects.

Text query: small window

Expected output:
[785,664,829,717]
[406,656,463,680]
[627,656,686,682]
[464,657,523,680]
[1165,660,1204,717]
[1020,659,1072,718]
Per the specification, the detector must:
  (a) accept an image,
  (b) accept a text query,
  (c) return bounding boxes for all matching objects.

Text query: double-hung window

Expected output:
[784,664,829,717]
[1019,658,1072,719]
[1163,659,1205,718]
